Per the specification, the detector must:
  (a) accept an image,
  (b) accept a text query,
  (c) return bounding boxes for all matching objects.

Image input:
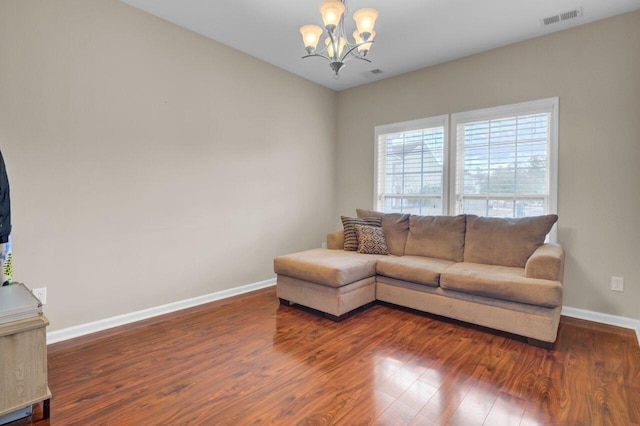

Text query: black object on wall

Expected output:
[0,150,11,244]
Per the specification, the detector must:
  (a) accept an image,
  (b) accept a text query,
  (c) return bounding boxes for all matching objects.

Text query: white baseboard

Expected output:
[562,305,640,346]
[47,278,276,345]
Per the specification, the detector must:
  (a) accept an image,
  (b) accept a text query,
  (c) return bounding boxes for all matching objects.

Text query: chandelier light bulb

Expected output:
[353,30,375,53]
[325,36,346,58]
[299,25,324,53]
[353,8,379,38]
[319,0,345,31]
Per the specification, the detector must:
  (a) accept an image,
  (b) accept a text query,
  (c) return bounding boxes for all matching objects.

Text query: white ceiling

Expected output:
[120,0,640,91]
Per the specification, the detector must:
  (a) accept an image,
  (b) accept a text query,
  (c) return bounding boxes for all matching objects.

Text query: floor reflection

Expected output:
[268,298,636,425]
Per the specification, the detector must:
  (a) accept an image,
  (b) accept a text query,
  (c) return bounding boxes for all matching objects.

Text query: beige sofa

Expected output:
[274,209,564,345]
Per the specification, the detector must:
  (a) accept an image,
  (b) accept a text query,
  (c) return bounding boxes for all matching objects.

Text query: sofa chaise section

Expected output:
[274,248,385,320]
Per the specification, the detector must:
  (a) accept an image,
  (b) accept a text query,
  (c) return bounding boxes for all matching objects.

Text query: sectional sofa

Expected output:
[274,209,564,346]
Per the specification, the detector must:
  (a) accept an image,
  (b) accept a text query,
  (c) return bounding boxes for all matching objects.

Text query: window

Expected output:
[451,98,558,218]
[374,98,558,221]
[374,116,448,215]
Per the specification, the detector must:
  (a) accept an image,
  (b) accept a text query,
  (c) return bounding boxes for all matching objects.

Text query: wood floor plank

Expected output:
[498,344,548,400]
[416,363,481,424]
[482,391,527,426]
[9,288,638,426]
[447,385,498,426]
[395,379,440,413]
[375,398,421,426]
[519,406,556,426]
[626,385,640,425]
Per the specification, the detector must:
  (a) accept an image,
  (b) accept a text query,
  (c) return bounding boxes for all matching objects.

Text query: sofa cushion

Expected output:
[356,209,410,256]
[354,224,389,255]
[376,255,455,287]
[440,262,562,308]
[404,215,466,262]
[464,215,558,267]
[274,248,383,288]
[341,216,382,251]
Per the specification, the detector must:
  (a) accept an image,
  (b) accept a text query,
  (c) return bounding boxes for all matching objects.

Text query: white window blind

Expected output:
[451,98,558,218]
[374,116,448,215]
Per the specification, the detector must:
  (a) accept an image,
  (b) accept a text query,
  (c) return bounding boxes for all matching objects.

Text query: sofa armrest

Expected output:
[525,243,565,282]
[326,230,344,250]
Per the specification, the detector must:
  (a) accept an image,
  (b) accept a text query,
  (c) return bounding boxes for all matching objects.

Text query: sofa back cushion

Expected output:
[404,215,467,262]
[464,215,558,267]
[356,209,410,256]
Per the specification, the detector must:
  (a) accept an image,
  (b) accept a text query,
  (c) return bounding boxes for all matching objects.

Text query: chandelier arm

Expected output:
[350,55,372,64]
[301,53,333,63]
[312,43,332,57]
[340,41,374,62]
[326,28,339,61]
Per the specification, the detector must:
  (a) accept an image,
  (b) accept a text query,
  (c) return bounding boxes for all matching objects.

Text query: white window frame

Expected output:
[372,98,559,239]
[450,98,559,228]
[374,115,449,215]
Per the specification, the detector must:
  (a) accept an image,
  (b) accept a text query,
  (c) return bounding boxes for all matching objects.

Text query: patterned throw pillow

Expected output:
[354,224,389,255]
[341,216,382,251]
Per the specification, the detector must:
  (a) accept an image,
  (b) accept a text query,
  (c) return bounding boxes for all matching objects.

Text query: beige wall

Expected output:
[0,0,337,331]
[336,11,640,319]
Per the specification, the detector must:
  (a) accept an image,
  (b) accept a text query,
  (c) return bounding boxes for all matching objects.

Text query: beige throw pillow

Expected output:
[354,224,389,255]
[341,216,382,251]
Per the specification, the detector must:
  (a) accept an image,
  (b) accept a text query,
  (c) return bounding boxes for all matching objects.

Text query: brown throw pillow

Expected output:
[464,214,558,267]
[354,224,389,255]
[404,214,467,262]
[341,216,382,251]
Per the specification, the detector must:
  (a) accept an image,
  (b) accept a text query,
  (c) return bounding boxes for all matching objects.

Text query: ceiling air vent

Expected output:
[542,15,560,26]
[541,7,583,26]
[361,69,383,78]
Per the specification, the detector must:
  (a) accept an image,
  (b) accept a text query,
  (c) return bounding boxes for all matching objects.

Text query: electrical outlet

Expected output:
[32,287,47,304]
[611,277,624,292]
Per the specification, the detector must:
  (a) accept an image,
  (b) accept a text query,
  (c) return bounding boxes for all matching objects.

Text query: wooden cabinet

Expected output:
[0,315,51,420]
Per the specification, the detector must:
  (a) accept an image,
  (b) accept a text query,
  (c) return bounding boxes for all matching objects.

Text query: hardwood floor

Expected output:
[16,287,640,425]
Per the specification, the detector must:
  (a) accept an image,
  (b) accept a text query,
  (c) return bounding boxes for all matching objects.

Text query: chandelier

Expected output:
[299,0,379,79]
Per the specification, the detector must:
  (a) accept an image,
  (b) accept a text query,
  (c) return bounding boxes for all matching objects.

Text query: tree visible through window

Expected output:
[452,98,558,219]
